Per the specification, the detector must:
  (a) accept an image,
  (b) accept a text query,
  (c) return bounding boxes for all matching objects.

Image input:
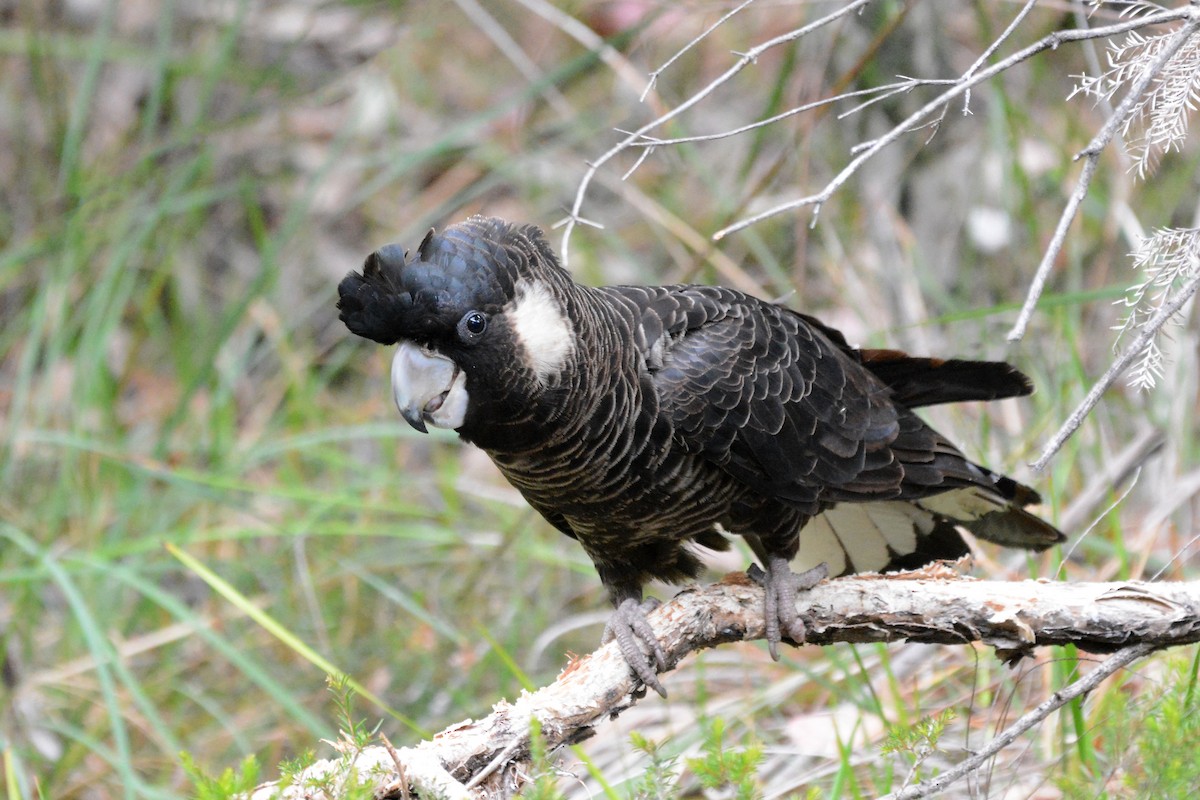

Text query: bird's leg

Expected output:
[748,556,829,660]
[600,586,668,698]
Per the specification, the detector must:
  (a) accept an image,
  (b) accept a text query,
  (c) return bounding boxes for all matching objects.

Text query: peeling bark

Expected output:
[247,568,1200,800]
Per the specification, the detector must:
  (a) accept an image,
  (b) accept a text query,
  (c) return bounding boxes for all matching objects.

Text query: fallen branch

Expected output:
[247,568,1200,800]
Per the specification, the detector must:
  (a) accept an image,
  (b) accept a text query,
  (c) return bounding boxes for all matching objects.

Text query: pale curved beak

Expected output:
[391,342,469,433]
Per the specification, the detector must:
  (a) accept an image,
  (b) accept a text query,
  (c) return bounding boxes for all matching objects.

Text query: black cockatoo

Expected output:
[337,216,1063,696]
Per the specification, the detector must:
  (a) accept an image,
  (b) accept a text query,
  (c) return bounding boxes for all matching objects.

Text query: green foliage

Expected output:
[685,717,764,800]
[275,750,317,793]
[180,752,260,800]
[1058,650,1200,799]
[1131,665,1200,796]
[327,675,381,752]
[626,732,680,800]
[881,708,957,758]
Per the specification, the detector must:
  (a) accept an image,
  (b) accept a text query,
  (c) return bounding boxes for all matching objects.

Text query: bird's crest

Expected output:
[337,216,553,345]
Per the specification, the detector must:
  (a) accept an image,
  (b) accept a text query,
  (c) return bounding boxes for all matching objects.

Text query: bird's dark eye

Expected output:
[458,310,488,341]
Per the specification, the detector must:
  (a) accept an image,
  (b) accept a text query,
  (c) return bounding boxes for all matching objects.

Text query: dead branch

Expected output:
[1031,268,1200,471]
[880,641,1154,800]
[247,569,1200,800]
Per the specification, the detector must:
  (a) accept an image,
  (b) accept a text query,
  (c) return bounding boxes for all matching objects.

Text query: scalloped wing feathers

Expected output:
[605,283,1063,573]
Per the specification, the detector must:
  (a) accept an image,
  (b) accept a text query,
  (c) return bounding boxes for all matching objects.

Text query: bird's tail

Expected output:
[912,475,1064,551]
[859,349,1035,408]
[790,478,1063,578]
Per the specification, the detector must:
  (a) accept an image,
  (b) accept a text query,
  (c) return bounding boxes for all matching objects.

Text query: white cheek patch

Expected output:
[507,279,575,385]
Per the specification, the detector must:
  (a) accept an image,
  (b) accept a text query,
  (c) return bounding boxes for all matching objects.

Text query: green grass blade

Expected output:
[167,543,428,738]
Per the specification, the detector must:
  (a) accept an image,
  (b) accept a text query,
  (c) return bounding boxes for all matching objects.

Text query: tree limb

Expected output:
[247,568,1200,800]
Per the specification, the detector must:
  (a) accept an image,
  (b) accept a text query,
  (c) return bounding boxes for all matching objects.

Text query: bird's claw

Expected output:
[602,597,668,698]
[749,558,829,660]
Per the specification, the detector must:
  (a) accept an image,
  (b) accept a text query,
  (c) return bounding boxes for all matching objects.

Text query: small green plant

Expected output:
[328,674,381,751]
[181,752,261,800]
[1120,652,1200,797]
[627,731,681,800]
[881,708,958,787]
[881,708,957,757]
[276,749,317,792]
[1055,648,1200,798]
[685,717,764,800]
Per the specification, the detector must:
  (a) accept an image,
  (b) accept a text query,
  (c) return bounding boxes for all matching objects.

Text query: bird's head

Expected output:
[337,216,578,444]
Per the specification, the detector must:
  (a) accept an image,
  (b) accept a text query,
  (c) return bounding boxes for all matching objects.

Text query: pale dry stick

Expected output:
[1004,149,1101,342]
[838,77,956,119]
[1054,424,1164,534]
[713,5,1196,240]
[1152,521,1200,582]
[880,643,1154,800]
[1056,469,1141,579]
[961,0,1039,114]
[558,0,874,264]
[640,0,758,102]
[1007,11,1200,342]
[1032,267,1200,471]
[623,79,952,150]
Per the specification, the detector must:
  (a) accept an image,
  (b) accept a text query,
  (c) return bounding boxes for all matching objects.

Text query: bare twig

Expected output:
[1032,268,1200,471]
[558,0,874,263]
[713,6,1197,241]
[1005,149,1102,342]
[624,80,953,149]
[880,642,1154,800]
[640,0,758,102]
[1008,11,1200,341]
[961,0,1039,114]
[1055,424,1165,562]
[838,77,956,119]
[247,570,1200,800]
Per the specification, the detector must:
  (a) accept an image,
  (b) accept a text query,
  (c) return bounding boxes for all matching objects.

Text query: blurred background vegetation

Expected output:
[1,1,1198,798]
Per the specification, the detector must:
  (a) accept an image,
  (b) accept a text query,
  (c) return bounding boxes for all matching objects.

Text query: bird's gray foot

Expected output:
[601,597,668,698]
[748,557,829,660]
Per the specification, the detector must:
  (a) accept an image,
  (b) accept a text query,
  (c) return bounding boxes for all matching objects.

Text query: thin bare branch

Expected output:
[880,642,1154,800]
[640,0,758,102]
[1008,12,1200,341]
[713,6,1196,240]
[559,0,874,263]
[1005,150,1102,341]
[1032,268,1200,471]
[837,77,955,119]
[961,0,1039,114]
[623,80,951,149]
